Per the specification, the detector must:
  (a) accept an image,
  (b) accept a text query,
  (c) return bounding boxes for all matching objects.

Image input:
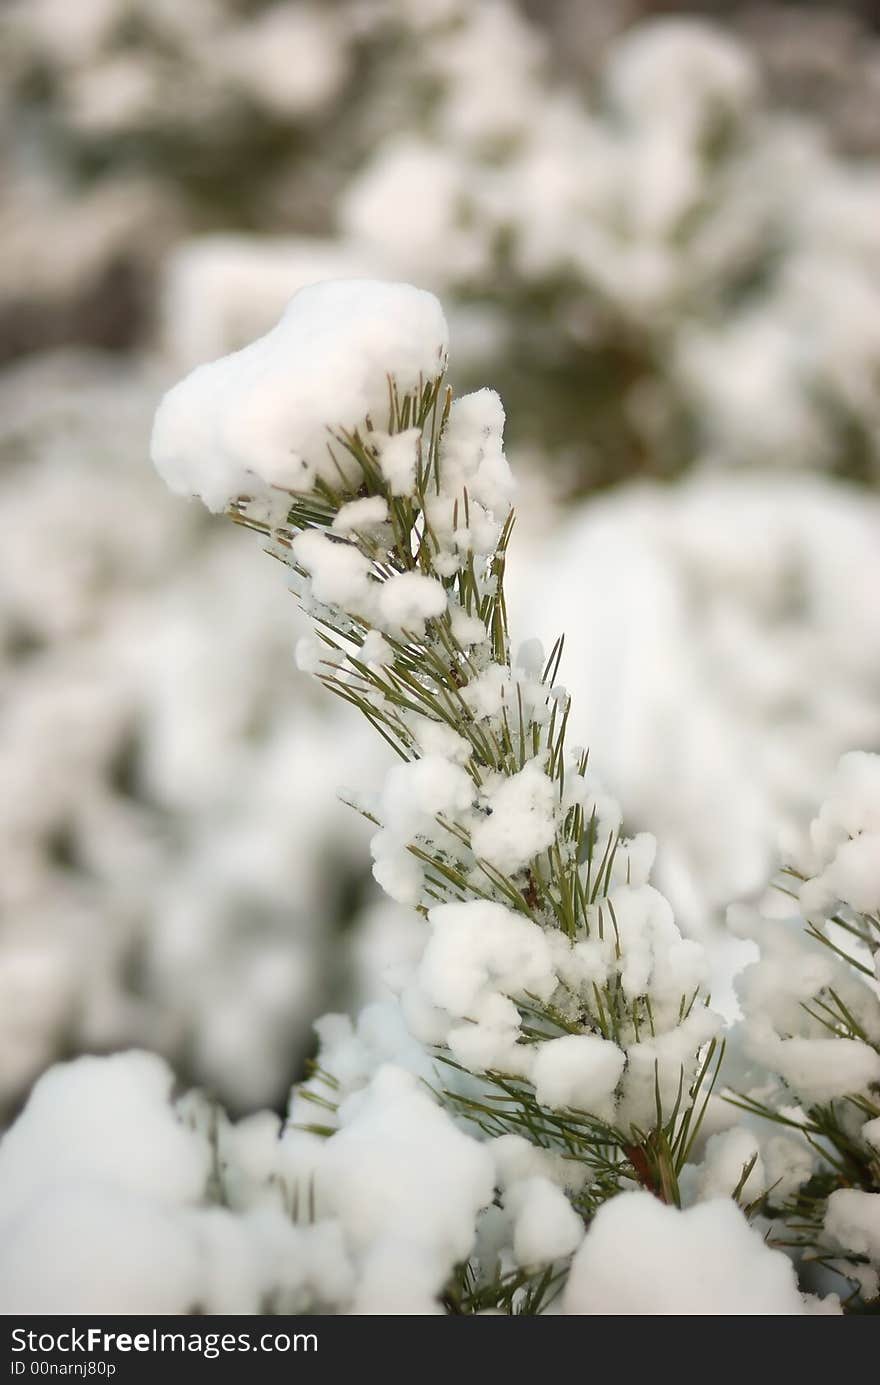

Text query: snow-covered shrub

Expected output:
[727,752,880,1306]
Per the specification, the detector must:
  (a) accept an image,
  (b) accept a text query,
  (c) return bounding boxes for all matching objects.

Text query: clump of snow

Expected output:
[377,572,447,638]
[292,529,374,613]
[0,1040,495,1312]
[287,1005,434,1112]
[747,1029,880,1106]
[0,1184,209,1315]
[471,760,558,875]
[619,1005,722,1133]
[0,1051,208,1220]
[531,1035,626,1121]
[151,281,449,511]
[825,1189,880,1264]
[432,390,516,535]
[359,630,393,667]
[462,664,513,721]
[449,603,489,647]
[695,1128,765,1202]
[332,495,389,535]
[490,1132,582,1196]
[564,1193,807,1314]
[374,428,422,498]
[318,1065,495,1271]
[425,0,547,147]
[508,1176,584,1267]
[378,757,474,841]
[416,900,555,1021]
[409,716,471,765]
[349,1239,444,1316]
[794,752,880,923]
[294,634,321,673]
[0,1047,362,1313]
[370,837,424,909]
[608,885,706,1020]
[689,1123,814,1208]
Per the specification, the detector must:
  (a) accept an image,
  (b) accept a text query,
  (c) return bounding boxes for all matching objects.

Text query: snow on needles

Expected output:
[151,280,449,512]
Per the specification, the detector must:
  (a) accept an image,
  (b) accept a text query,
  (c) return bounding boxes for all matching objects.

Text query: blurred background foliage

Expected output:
[1,0,878,1122]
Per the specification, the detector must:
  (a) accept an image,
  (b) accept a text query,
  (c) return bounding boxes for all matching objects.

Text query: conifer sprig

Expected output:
[225,370,721,1314]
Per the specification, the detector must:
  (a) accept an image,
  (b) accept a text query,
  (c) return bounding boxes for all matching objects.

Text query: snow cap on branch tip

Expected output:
[150,279,449,512]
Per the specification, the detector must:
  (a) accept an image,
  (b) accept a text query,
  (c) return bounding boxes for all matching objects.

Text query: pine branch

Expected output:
[154,283,721,1313]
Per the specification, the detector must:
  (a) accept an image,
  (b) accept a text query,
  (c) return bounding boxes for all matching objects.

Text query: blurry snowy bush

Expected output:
[335,9,880,486]
[0,0,356,223]
[148,7,880,488]
[5,1,880,489]
[513,474,880,943]
[0,0,367,358]
[0,350,389,1117]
